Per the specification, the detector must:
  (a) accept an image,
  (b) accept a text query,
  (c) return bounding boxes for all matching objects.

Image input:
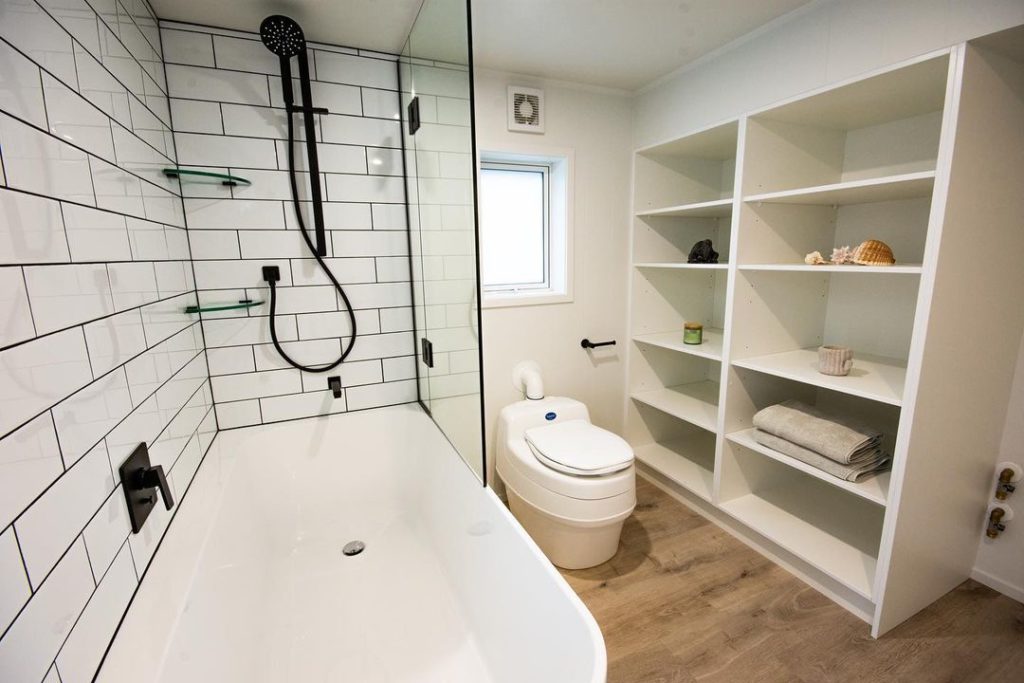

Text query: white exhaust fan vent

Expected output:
[508,86,544,134]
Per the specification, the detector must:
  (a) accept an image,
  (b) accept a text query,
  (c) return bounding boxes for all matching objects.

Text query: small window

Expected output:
[480,161,550,291]
[479,151,572,306]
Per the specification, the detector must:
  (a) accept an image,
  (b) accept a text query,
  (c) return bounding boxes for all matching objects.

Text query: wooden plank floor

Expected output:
[559,477,1024,682]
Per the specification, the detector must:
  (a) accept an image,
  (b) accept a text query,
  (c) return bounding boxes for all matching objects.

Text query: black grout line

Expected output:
[45,533,131,683]
[81,532,98,587]
[0,184,184,232]
[4,9,169,132]
[0,32,177,166]
[7,256,194,269]
[218,395,418,431]
[0,314,201,447]
[75,0,167,98]
[0,106,176,210]
[81,324,98,385]
[18,266,39,341]
[0,289,192,355]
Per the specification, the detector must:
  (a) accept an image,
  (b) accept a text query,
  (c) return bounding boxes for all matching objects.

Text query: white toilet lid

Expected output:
[524,419,634,476]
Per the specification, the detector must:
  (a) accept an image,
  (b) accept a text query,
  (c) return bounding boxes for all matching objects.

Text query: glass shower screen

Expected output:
[400,0,485,481]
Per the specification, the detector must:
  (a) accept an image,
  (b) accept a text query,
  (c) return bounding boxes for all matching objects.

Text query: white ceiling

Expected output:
[148,0,424,54]
[149,0,813,91]
[471,0,813,91]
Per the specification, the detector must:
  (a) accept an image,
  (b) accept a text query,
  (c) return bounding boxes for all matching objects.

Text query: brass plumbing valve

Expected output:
[986,507,1007,538]
[995,468,1017,500]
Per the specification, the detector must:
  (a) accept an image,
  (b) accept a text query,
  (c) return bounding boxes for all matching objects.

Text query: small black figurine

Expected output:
[687,239,719,264]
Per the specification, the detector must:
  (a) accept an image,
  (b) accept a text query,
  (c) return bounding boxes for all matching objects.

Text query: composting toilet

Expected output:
[496,397,636,569]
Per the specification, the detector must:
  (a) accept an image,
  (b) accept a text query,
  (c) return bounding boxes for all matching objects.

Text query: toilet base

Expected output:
[507,489,628,570]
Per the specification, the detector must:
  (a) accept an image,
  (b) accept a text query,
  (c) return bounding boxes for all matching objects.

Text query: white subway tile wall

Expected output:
[163,22,416,426]
[0,2,215,683]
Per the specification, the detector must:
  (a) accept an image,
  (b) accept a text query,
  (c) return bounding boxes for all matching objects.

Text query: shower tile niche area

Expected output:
[165,23,418,428]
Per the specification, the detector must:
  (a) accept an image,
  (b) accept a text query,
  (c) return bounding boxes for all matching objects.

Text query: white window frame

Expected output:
[480,160,551,292]
[479,146,574,308]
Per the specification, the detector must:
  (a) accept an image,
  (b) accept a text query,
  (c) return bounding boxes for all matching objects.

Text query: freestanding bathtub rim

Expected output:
[95,404,607,683]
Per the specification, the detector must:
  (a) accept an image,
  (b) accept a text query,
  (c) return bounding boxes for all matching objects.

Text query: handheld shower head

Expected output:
[260,15,306,57]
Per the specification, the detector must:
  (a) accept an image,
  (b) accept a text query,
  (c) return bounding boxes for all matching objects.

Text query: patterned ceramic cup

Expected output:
[818,345,853,376]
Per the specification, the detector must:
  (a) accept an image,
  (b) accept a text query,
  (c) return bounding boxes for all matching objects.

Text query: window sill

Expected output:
[482,290,573,309]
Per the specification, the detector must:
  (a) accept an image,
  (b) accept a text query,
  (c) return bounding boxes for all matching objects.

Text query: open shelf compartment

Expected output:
[635,120,738,213]
[631,379,720,433]
[726,428,889,505]
[737,171,933,269]
[719,440,884,600]
[742,55,949,196]
[721,364,900,505]
[630,409,717,502]
[729,268,918,403]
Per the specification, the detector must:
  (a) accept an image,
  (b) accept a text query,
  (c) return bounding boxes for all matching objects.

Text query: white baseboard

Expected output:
[970,567,1024,604]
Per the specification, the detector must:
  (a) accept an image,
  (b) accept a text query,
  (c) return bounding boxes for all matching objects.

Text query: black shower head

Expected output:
[260,15,306,58]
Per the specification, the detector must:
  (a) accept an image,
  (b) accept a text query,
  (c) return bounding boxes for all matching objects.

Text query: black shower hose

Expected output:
[265,111,357,373]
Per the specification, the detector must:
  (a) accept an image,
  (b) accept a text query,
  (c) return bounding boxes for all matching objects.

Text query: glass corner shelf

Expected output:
[185,299,264,314]
[162,167,252,187]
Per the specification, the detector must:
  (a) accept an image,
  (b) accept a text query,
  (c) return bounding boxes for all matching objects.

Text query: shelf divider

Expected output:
[636,198,733,218]
[744,170,935,206]
[635,262,728,270]
[633,328,724,361]
[738,264,922,275]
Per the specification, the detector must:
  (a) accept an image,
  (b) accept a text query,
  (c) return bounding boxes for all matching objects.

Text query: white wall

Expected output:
[473,69,632,483]
[974,330,1024,602]
[633,0,1024,148]
[632,0,1024,603]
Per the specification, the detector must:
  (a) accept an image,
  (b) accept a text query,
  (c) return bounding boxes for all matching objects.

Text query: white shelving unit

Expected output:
[624,39,1024,637]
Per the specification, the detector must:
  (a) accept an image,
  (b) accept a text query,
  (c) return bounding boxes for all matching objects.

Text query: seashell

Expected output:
[830,245,855,264]
[804,250,826,265]
[853,239,896,266]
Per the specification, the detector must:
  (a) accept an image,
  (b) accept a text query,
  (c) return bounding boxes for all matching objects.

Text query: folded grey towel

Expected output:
[753,430,891,482]
[752,400,882,464]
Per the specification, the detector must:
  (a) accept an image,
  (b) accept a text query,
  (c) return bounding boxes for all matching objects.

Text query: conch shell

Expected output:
[804,251,826,265]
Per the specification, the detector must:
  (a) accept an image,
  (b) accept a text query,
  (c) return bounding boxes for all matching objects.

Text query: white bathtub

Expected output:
[97,404,605,683]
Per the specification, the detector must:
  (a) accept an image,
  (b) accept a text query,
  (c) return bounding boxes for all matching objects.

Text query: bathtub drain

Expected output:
[342,540,366,556]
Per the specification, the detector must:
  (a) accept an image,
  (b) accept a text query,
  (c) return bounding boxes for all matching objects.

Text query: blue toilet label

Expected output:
[544,412,557,421]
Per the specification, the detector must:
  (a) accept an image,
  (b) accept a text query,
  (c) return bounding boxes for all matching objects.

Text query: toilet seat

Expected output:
[504,438,634,502]
[525,420,634,476]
